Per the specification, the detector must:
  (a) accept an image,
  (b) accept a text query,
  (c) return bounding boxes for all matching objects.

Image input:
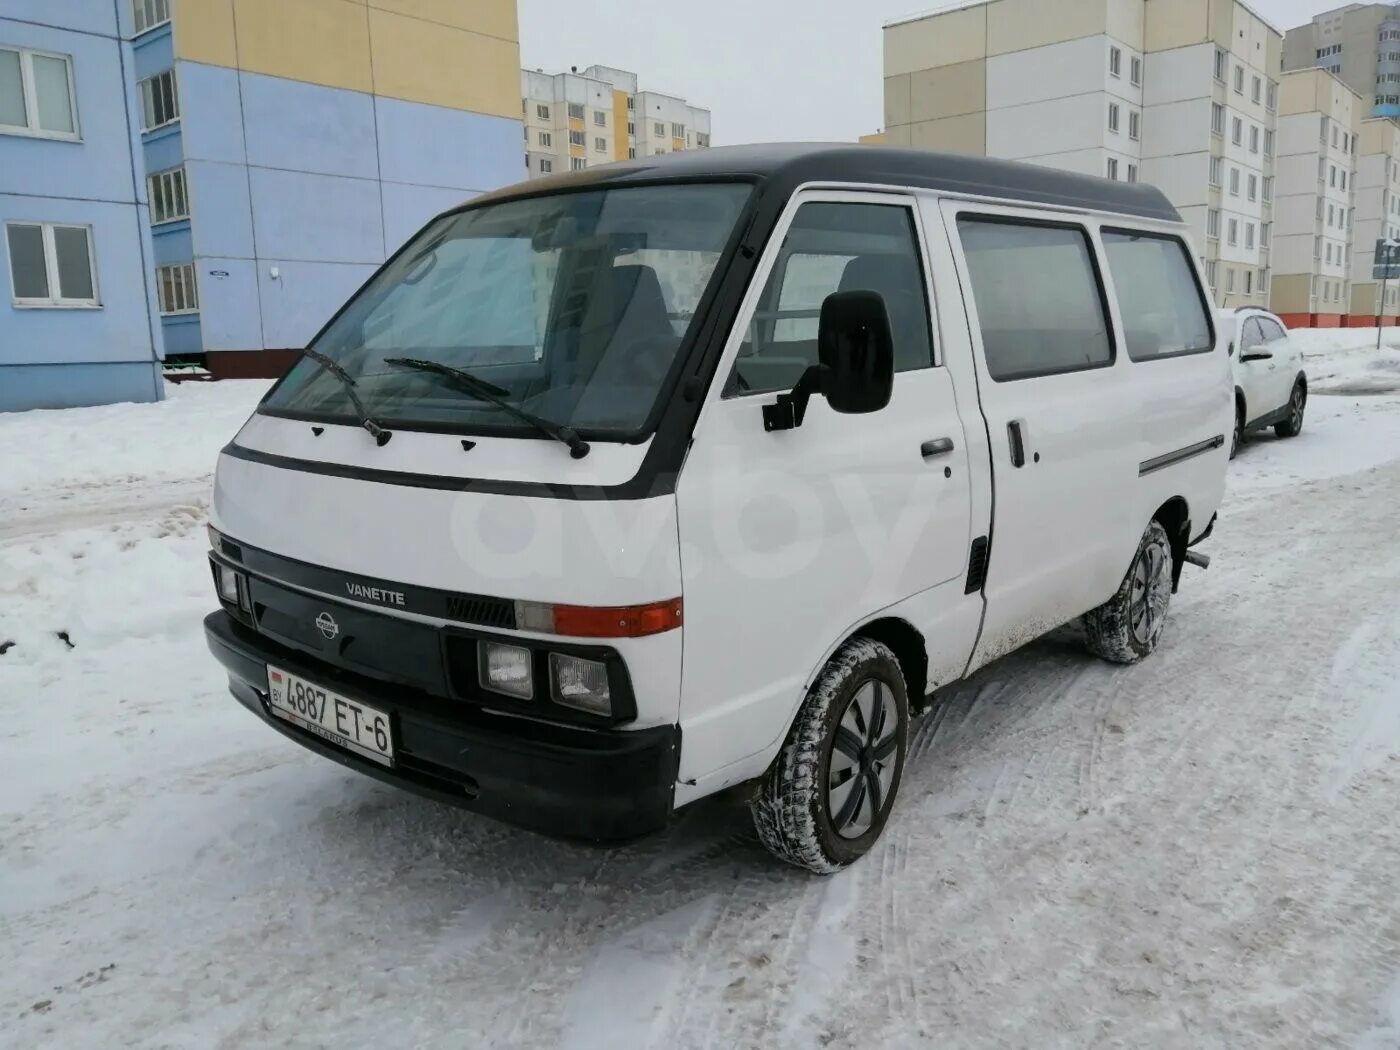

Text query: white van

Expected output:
[205,145,1230,873]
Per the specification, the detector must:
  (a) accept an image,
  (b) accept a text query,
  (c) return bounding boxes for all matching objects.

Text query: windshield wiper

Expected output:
[301,348,392,446]
[384,357,590,459]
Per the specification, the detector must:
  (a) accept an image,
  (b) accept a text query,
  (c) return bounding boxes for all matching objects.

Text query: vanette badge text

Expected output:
[345,583,407,606]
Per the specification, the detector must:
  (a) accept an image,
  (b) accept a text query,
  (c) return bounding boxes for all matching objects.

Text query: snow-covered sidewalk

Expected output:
[2,380,1399,1049]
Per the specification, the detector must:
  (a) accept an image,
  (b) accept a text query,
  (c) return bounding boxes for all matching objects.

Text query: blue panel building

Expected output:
[0,0,163,411]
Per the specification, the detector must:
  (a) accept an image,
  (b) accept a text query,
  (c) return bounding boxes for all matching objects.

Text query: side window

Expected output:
[1259,318,1287,344]
[726,201,932,397]
[956,217,1113,381]
[1099,230,1213,360]
[1238,317,1263,352]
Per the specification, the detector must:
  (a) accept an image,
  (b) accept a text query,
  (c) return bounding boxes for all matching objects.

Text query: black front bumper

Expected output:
[205,611,679,842]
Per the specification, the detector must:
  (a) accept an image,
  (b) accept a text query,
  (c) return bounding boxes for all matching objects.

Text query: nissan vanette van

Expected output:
[205,145,1230,873]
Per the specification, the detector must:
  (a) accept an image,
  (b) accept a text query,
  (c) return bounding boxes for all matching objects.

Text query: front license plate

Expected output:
[267,666,394,767]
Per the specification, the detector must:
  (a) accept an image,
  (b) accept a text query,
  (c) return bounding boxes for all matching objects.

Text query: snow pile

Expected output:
[1284,327,1400,396]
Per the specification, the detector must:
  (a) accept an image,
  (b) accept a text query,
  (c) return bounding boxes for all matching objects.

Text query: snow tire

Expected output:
[1082,520,1173,665]
[1274,382,1306,439]
[751,637,909,874]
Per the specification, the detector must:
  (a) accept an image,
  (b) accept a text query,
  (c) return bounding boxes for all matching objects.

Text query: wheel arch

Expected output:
[853,617,929,713]
[1151,496,1191,592]
[1235,385,1247,421]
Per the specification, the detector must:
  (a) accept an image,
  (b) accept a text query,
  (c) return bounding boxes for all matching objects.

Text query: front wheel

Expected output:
[1230,402,1244,459]
[751,638,909,874]
[1082,520,1173,664]
[1275,382,1306,438]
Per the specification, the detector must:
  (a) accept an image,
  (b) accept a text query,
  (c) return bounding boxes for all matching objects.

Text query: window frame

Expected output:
[132,0,172,35]
[155,260,199,315]
[1098,226,1216,363]
[721,189,940,401]
[953,211,1119,384]
[5,221,100,308]
[137,68,179,132]
[0,46,81,141]
[147,164,189,225]
[1130,55,1142,86]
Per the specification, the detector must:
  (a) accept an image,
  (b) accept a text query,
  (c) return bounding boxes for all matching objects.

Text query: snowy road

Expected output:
[3,372,1400,1049]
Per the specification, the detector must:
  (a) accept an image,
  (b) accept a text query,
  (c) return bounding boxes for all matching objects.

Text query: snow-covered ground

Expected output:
[2,355,1399,1049]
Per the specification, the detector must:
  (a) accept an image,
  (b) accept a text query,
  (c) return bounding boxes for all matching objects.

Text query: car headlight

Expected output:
[550,653,611,716]
[479,641,534,700]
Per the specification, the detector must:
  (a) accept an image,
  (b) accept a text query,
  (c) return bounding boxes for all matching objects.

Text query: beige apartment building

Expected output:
[1283,3,1400,116]
[883,0,1281,309]
[1349,116,1400,321]
[1269,69,1362,326]
[520,65,710,179]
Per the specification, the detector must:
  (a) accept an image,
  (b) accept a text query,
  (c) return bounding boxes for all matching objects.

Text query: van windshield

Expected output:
[261,182,752,438]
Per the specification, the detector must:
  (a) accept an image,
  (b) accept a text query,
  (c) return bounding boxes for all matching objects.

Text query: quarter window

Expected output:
[156,262,198,313]
[727,201,933,397]
[138,69,178,131]
[1100,230,1212,361]
[0,47,78,137]
[148,166,189,224]
[6,222,98,306]
[957,218,1113,382]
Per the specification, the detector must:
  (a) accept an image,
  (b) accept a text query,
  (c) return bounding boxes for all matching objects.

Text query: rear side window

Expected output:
[727,201,933,397]
[1258,317,1286,343]
[1100,230,1213,360]
[957,218,1114,382]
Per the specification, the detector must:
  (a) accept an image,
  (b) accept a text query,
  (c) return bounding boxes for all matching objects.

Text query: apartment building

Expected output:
[1282,4,1400,118]
[1,0,163,411]
[521,65,710,179]
[1269,69,1361,327]
[882,0,1281,309]
[1348,116,1400,322]
[130,0,523,377]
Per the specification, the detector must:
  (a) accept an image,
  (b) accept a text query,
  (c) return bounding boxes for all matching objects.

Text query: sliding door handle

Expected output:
[1007,420,1026,468]
[921,437,955,458]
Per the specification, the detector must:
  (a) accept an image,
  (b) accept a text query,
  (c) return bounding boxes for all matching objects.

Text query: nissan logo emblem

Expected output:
[315,611,340,640]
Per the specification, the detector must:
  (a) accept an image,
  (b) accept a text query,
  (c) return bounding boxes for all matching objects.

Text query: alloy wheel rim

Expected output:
[827,679,899,839]
[1291,390,1304,429]
[1129,542,1171,647]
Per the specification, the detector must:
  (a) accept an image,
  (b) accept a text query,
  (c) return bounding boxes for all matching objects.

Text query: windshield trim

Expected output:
[255,174,762,444]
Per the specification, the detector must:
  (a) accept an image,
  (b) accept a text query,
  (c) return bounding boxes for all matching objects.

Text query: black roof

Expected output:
[479,143,1181,223]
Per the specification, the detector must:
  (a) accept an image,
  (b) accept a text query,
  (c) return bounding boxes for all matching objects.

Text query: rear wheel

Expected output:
[1275,382,1306,438]
[751,638,908,874]
[1083,520,1173,665]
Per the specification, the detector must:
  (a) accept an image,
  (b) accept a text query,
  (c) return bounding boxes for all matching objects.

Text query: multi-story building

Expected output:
[521,65,710,179]
[1269,69,1361,327]
[130,0,522,377]
[1,0,163,411]
[882,0,1281,309]
[1348,115,1400,322]
[1283,4,1400,118]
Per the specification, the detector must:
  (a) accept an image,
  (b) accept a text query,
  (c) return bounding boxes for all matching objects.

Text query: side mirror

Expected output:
[762,290,895,431]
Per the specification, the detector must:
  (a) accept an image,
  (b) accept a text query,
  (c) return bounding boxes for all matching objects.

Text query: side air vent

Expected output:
[964,536,990,595]
[445,593,517,630]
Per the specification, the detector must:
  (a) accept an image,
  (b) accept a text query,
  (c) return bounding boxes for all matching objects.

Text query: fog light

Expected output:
[550,653,611,716]
[217,563,240,604]
[479,641,534,700]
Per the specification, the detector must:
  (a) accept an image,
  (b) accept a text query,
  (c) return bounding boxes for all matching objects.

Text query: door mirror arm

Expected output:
[762,365,828,432]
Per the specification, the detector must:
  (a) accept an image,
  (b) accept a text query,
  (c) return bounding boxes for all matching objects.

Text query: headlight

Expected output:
[479,641,534,700]
[216,563,240,604]
[550,653,611,716]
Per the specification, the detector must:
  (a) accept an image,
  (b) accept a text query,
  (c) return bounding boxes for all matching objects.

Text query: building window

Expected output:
[1341,170,1348,190]
[137,69,178,131]
[5,222,98,307]
[567,102,584,119]
[1326,242,1333,264]
[1330,164,1337,187]
[568,129,585,146]
[1129,110,1140,140]
[1251,75,1261,104]
[593,136,606,152]
[1214,48,1227,82]
[1205,260,1217,288]
[1108,102,1120,133]
[1247,174,1257,201]
[1230,167,1240,196]
[1264,129,1274,157]
[654,121,665,136]
[1228,218,1238,246]
[1109,46,1122,77]
[626,96,634,110]
[538,130,551,147]
[156,261,197,314]
[1244,270,1253,295]
[1262,176,1272,202]
[1328,203,1335,227]
[593,110,606,126]
[1333,125,1340,148]
[570,157,586,170]
[1210,156,1223,186]
[1226,267,1236,293]
[626,121,635,135]
[1211,103,1224,135]
[0,47,78,138]
[1320,117,1330,144]
[1127,163,1138,183]
[536,103,549,120]
[1130,56,1141,86]
[1261,223,1270,248]
[1231,116,1242,145]
[627,147,636,159]
[1246,223,1255,250]
[671,122,685,137]
[148,166,188,224]
[1233,66,1244,94]
[132,0,170,34]
[1266,81,1277,111]
[1249,125,1259,153]
[1207,208,1221,239]
[1107,157,1119,180]
[539,158,552,173]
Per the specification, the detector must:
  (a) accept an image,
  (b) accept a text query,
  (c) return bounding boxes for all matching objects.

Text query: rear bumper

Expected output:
[205,611,679,841]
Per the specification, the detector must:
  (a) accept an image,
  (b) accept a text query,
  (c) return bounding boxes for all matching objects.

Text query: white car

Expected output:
[1217,308,1308,457]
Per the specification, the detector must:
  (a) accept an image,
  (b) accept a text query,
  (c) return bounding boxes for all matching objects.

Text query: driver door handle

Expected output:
[921,437,955,458]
